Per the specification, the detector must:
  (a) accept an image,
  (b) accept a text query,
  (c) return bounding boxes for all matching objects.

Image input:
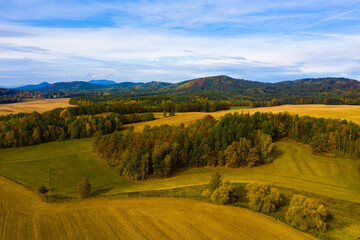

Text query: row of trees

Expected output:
[93,114,274,180]
[0,107,154,148]
[69,98,231,114]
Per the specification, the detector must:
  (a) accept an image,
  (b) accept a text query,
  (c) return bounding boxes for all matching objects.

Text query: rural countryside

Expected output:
[0,1,360,240]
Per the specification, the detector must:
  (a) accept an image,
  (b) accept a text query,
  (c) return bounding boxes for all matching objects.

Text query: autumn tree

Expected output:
[286,195,327,233]
[245,182,282,213]
[210,179,235,204]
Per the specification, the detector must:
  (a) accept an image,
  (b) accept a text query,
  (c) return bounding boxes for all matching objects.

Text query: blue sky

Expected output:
[0,0,360,86]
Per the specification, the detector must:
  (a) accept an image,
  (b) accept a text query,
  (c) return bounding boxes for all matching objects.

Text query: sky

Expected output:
[0,0,360,86]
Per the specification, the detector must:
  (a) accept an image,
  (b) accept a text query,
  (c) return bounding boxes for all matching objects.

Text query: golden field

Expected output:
[0,176,315,240]
[0,98,71,115]
[126,104,360,132]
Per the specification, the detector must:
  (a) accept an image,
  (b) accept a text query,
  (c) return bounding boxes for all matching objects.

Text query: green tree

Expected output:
[245,182,282,213]
[286,195,327,233]
[208,172,222,192]
[32,128,42,144]
[210,179,234,205]
[78,178,91,198]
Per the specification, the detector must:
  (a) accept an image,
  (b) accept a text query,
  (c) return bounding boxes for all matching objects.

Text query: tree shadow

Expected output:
[270,146,284,159]
[91,187,113,197]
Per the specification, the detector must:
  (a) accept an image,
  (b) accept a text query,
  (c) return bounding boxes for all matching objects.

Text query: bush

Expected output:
[201,189,211,201]
[210,179,235,205]
[38,185,48,194]
[245,182,282,213]
[202,173,235,205]
[286,195,327,233]
[78,178,91,198]
[208,172,222,192]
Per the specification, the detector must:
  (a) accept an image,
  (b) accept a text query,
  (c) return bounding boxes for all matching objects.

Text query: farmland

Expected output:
[126,104,360,131]
[0,138,359,204]
[0,176,315,240]
[2,105,360,239]
[0,98,71,115]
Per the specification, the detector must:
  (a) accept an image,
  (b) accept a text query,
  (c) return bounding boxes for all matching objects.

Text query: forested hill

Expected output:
[156,75,360,105]
[37,81,171,93]
[162,75,267,94]
[163,75,360,96]
[3,75,360,106]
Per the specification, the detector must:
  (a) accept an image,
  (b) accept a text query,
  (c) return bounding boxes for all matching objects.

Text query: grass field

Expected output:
[126,104,360,132]
[0,176,315,240]
[230,106,250,110]
[1,138,359,205]
[0,98,71,115]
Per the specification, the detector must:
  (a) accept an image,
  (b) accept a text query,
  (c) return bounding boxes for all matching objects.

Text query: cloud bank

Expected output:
[0,0,360,85]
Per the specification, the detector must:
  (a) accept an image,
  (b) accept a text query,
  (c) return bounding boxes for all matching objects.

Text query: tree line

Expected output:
[69,98,231,113]
[0,107,154,148]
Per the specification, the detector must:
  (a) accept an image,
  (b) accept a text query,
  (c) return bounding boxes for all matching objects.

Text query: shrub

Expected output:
[208,172,222,192]
[245,182,282,213]
[201,189,211,201]
[38,185,48,194]
[210,179,235,205]
[286,195,327,233]
[78,178,91,198]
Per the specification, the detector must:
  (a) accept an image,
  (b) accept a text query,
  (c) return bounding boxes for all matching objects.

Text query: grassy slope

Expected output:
[0,98,71,115]
[0,138,359,205]
[0,176,315,240]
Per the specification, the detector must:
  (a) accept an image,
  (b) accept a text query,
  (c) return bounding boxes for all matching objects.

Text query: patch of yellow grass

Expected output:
[125,104,360,132]
[0,98,71,115]
[0,176,315,240]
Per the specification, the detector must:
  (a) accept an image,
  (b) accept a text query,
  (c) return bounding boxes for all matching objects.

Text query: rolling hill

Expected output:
[88,79,117,85]
[160,75,360,101]
[16,81,50,90]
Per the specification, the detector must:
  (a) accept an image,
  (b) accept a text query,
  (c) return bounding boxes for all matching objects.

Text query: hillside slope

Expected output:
[160,75,360,102]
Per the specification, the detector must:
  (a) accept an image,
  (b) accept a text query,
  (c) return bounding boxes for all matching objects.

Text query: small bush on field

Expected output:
[78,178,91,198]
[201,189,211,201]
[38,185,48,194]
[245,182,282,213]
[202,172,234,204]
[286,195,327,233]
[210,179,235,205]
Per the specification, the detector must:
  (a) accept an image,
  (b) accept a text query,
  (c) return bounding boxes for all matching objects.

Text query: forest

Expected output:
[0,107,154,148]
[94,112,360,180]
[69,98,231,113]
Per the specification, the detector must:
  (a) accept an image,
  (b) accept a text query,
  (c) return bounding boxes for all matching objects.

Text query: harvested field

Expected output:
[0,98,71,115]
[0,176,315,240]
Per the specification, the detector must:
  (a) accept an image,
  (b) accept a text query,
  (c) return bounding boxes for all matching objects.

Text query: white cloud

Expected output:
[0,22,360,82]
[1,0,360,83]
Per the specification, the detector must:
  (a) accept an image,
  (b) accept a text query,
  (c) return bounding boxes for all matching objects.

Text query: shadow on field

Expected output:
[270,146,284,159]
[92,187,113,196]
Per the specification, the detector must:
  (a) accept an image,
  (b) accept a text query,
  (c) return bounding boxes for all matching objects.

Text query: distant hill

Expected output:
[5,75,360,105]
[31,80,171,93]
[116,82,144,88]
[162,75,266,94]
[42,81,110,92]
[88,80,117,85]
[17,82,50,90]
[158,75,360,101]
